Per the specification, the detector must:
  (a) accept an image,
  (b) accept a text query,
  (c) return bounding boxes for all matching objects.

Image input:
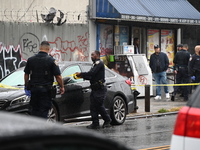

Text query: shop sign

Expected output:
[121,14,200,24]
[169,18,179,23]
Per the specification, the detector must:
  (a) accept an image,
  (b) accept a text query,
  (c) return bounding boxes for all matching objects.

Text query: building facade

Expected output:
[88,0,200,70]
[0,0,90,78]
[1,0,200,79]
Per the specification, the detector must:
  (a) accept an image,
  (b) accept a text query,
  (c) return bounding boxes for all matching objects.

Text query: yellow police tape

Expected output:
[0,74,80,89]
[134,83,200,87]
[0,83,22,89]
[1,74,200,90]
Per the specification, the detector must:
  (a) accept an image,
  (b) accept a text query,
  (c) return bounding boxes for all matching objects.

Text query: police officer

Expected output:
[75,50,111,129]
[172,44,190,101]
[24,41,64,119]
[177,44,183,51]
[189,45,200,85]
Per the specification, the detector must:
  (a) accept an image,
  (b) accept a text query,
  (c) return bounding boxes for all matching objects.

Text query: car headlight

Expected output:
[10,95,30,106]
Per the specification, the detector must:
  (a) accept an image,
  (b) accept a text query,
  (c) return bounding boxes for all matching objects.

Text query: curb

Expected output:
[126,111,179,120]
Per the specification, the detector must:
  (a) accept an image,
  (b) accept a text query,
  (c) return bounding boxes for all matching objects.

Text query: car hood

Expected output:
[0,87,25,100]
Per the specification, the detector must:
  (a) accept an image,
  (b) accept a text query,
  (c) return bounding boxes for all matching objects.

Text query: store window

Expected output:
[98,24,130,67]
[114,25,129,46]
[98,24,113,56]
[97,24,113,66]
[161,30,175,67]
[147,29,160,59]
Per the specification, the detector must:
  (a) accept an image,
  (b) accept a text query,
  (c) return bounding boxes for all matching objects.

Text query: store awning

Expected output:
[94,0,200,24]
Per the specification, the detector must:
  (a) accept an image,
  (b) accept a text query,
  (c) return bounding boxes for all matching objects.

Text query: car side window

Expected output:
[82,64,92,72]
[62,65,83,83]
[105,69,115,78]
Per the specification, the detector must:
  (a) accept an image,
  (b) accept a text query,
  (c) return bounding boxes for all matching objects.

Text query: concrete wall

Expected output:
[0,0,95,79]
[0,22,89,79]
[0,0,88,23]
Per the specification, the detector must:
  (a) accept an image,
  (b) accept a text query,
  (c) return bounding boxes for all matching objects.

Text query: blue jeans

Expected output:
[153,71,169,96]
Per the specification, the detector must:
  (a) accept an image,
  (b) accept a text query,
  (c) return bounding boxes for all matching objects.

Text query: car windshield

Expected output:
[1,69,24,86]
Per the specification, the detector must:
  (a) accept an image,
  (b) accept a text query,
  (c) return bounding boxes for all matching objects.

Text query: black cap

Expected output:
[154,44,159,49]
[177,44,183,47]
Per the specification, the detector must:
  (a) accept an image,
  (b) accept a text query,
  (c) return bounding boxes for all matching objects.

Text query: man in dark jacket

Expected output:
[150,45,170,100]
[189,45,200,86]
[172,44,190,101]
[75,50,111,129]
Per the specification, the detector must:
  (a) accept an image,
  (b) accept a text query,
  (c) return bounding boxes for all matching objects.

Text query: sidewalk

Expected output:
[127,78,189,119]
[127,95,187,119]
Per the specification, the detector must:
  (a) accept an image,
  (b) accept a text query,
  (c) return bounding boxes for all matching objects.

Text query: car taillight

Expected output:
[174,106,200,138]
[173,106,189,136]
[125,80,131,85]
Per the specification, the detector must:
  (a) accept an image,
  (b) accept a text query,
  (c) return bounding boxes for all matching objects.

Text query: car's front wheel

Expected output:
[110,96,127,125]
[47,104,59,123]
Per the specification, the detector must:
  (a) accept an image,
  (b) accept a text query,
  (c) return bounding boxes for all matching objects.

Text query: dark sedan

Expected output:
[0,61,135,125]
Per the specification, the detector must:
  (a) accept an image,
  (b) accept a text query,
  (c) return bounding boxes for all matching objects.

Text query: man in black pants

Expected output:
[24,41,64,119]
[172,44,190,101]
[76,50,111,129]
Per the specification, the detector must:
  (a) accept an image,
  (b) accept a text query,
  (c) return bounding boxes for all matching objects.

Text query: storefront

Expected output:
[89,0,200,95]
[90,0,200,66]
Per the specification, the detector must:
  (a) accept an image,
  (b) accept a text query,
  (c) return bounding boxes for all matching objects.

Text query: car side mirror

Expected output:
[63,77,72,84]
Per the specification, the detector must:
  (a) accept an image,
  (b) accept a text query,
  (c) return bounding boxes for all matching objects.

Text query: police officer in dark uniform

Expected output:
[189,45,200,85]
[24,41,64,119]
[172,44,190,101]
[75,50,111,129]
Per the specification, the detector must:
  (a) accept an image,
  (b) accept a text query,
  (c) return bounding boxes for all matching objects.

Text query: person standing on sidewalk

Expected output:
[189,45,200,88]
[149,44,170,100]
[174,44,184,95]
[171,44,190,101]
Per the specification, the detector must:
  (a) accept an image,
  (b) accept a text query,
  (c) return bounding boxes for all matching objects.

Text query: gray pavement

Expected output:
[127,94,187,119]
[127,79,190,119]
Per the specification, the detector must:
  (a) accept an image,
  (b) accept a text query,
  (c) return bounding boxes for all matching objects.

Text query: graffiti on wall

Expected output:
[0,32,89,79]
[20,32,40,60]
[0,43,27,79]
[49,32,89,62]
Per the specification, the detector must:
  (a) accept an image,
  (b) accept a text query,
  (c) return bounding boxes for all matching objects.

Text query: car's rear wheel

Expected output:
[110,96,127,125]
[47,104,59,123]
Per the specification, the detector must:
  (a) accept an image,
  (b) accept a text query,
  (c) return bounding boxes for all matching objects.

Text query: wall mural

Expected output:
[0,32,89,79]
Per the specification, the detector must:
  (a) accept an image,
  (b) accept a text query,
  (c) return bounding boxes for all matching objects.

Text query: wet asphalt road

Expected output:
[64,114,177,150]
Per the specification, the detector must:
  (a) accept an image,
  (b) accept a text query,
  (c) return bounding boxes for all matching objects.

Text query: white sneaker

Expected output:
[154,95,161,100]
[166,93,170,99]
